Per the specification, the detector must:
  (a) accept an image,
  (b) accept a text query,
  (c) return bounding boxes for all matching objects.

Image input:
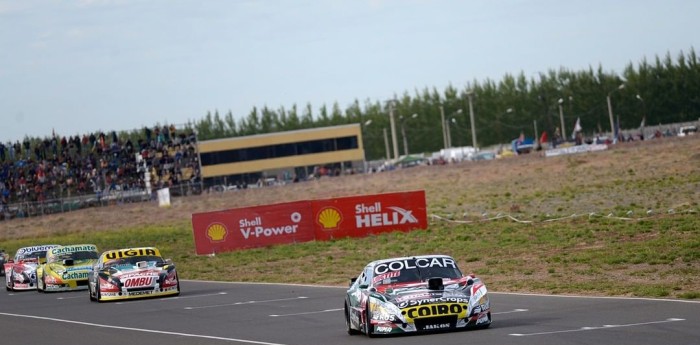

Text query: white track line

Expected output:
[185,296,308,310]
[493,308,528,314]
[510,318,685,337]
[0,311,287,345]
[270,308,342,317]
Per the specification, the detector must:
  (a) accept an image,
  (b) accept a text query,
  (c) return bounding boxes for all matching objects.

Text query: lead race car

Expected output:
[345,254,491,336]
[4,245,60,291]
[37,244,100,292]
[88,247,180,302]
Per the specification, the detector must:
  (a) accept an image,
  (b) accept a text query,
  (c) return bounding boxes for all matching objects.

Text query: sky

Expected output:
[1,0,699,143]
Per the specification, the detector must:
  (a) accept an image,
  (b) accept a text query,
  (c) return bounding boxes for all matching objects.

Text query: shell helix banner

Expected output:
[191,190,427,255]
[312,190,427,240]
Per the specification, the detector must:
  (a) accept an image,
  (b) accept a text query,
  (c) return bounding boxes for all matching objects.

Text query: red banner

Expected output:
[191,190,427,255]
[191,201,314,255]
[312,190,427,240]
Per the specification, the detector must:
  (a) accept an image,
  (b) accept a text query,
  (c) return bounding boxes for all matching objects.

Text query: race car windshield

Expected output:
[52,251,99,263]
[20,251,48,261]
[70,251,99,261]
[105,255,164,267]
[372,258,463,286]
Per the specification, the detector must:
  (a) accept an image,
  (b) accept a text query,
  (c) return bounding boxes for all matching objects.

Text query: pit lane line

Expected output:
[0,311,288,345]
[509,318,686,337]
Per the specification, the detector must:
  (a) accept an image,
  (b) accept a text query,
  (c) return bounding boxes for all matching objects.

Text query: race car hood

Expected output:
[377,279,474,308]
[103,264,171,289]
[12,261,39,273]
[382,284,471,308]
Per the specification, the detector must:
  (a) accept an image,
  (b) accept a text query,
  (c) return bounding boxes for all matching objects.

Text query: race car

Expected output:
[88,247,180,302]
[4,245,60,291]
[37,244,100,292]
[344,254,491,337]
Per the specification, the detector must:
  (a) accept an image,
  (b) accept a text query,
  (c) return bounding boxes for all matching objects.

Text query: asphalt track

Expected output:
[1,280,698,345]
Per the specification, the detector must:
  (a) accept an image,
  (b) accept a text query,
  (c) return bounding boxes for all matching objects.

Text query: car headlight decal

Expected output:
[370,298,404,323]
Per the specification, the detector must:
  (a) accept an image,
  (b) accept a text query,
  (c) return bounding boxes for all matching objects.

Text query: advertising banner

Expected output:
[191,201,314,255]
[191,190,427,255]
[312,190,428,240]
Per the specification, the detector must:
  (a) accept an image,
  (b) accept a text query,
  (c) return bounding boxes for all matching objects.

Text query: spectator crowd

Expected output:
[0,125,201,217]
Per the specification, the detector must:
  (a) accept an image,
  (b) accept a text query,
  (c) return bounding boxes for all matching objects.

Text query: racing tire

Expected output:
[174,274,181,297]
[89,282,95,301]
[475,312,492,330]
[364,301,375,338]
[39,273,48,293]
[6,276,12,291]
[95,280,103,303]
[345,302,361,335]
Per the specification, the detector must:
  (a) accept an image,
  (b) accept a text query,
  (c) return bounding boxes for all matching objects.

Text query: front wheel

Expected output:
[345,302,360,335]
[475,312,492,329]
[95,279,103,303]
[37,274,46,293]
[364,301,375,338]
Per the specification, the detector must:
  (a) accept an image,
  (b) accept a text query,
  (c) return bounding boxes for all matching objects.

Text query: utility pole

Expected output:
[388,102,399,160]
[383,128,390,161]
[467,90,477,149]
[440,105,447,149]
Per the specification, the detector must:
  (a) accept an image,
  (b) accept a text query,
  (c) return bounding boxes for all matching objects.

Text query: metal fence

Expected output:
[0,181,202,221]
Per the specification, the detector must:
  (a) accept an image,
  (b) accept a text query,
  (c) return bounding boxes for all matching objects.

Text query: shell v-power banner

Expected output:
[191,190,427,255]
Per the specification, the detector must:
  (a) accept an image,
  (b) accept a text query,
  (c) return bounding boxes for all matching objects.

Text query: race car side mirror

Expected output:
[349,277,357,286]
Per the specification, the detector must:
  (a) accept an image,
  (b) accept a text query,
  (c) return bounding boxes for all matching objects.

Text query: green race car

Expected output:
[37,244,99,292]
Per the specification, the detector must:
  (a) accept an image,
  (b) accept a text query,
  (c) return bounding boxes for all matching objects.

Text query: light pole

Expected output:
[498,107,514,143]
[558,98,566,141]
[607,83,625,143]
[466,90,477,149]
[445,109,463,148]
[400,113,418,156]
[636,94,647,125]
[361,119,372,172]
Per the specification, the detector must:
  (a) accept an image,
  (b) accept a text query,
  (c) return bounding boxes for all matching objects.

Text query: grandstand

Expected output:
[0,125,201,220]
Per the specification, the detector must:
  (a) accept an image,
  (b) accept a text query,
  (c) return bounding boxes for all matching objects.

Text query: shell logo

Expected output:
[317,207,343,230]
[206,223,228,242]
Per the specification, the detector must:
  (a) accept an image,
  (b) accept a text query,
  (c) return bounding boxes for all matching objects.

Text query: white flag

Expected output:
[571,117,582,139]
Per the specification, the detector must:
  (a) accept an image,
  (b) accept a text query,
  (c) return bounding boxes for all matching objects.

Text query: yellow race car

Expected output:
[88,247,180,302]
[36,244,99,292]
